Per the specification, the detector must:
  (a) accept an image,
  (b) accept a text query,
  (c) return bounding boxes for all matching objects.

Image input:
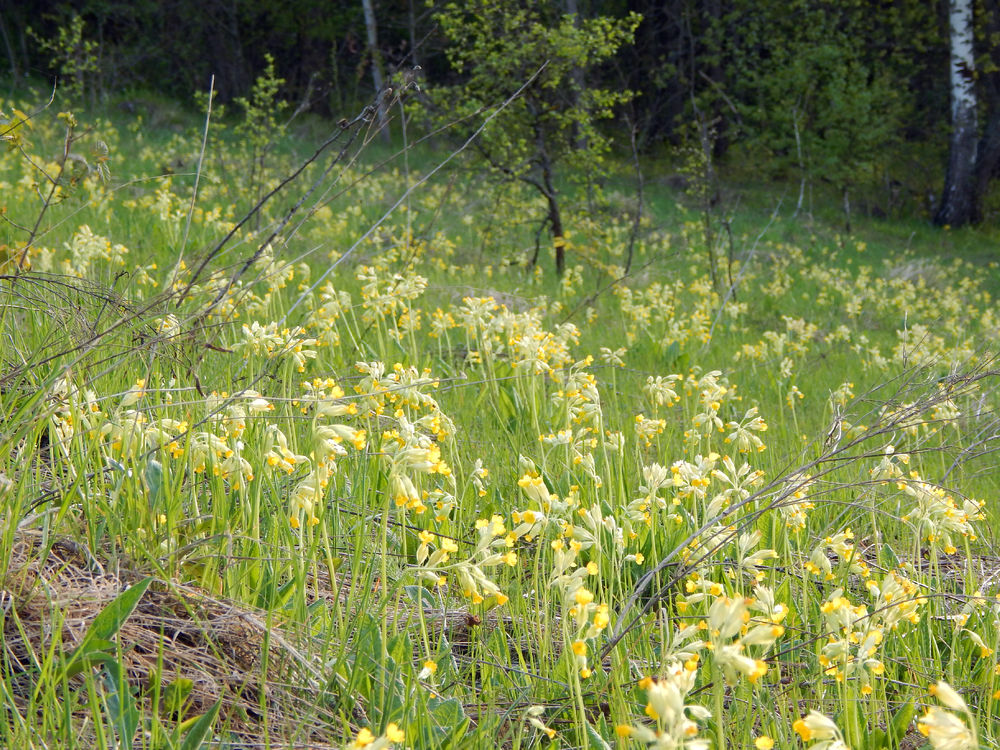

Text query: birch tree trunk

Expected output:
[361,0,390,142]
[935,0,978,226]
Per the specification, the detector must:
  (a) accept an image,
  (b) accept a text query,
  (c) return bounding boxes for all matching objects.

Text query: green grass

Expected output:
[0,84,999,749]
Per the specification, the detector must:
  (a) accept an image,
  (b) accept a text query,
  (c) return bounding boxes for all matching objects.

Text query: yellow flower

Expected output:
[929,681,968,712]
[917,707,976,749]
[385,723,405,742]
[352,727,375,748]
[755,737,775,750]
[793,712,839,742]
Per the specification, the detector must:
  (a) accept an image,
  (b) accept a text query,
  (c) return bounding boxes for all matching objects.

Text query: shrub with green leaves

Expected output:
[418,0,640,275]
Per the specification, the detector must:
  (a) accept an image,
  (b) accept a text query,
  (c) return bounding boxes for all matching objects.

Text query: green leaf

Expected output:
[586,720,613,750]
[497,385,517,421]
[879,544,900,570]
[88,578,152,643]
[162,677,194,717]
[144,459,163,508]
[428,695,466,726]
[387,631,413,667]
[425,695,470,747]
[65,578,152,677]
[890,701,915,742]
[102,659,140,747]
[403,584,437,609]
[866,727,887,750]
[662,340,680,365]
[179,699,221,750]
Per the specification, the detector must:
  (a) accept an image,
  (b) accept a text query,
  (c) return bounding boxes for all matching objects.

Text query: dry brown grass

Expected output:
[0,532,349,747]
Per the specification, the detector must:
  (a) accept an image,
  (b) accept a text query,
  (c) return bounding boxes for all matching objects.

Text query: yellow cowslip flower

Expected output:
[917,707,976,749]
[121,378,147,407]
[385,723,404,742]
[592,604,610,630]
[525,705,557,739]
[929,681,968,713]
[793,711,839,742]
[351,727,375,748]
[418,660,438,680]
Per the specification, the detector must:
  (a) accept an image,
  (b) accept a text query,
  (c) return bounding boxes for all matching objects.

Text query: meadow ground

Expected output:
[2,90,1000,749]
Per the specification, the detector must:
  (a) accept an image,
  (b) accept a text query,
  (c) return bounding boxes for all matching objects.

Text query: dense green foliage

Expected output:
[5,0,1000,223]
[418,1,639,273]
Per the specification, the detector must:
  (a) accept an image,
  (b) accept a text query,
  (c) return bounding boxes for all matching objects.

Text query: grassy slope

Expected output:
[1,87,999,749]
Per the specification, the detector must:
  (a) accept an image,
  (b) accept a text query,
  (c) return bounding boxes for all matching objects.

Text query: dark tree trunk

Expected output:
[549,193,565,277]
[565,0,587,150]
[533,113,565,276]
[204,0,248,101]
[936,113,979,226]
[0,6,18,85]
[407,0,420,68]
[973,109,1000,222]
[972,2,1000,222]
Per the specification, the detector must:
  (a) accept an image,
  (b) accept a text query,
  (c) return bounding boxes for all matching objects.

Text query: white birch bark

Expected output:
[936,0,979,225]
[361,0,390,140]
[949,0,976,132]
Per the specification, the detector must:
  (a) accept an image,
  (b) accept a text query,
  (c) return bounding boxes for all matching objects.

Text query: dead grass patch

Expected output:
[0,532,348,747]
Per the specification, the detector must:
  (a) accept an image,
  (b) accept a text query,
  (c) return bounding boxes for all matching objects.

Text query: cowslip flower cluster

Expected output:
[233,320,317,373]
[644,373,682,409]
[898,474,982,555]
[626,462,680,528]
[917,681,978,750]
[703,593,783,685]
[804,528,869,581]
[616,664,711,749]
[414,514,514,605]
[776,472,816,530]
[817,589,882,688]
[549,545,611,679]
[723,406,768,453]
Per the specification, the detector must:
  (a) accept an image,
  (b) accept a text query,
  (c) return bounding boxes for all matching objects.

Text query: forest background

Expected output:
[4,0,1000,228]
